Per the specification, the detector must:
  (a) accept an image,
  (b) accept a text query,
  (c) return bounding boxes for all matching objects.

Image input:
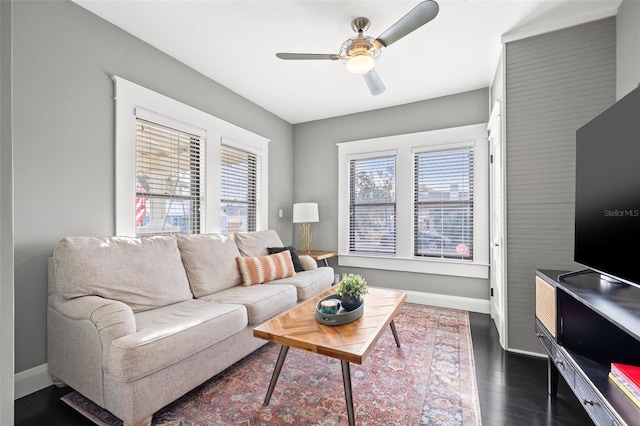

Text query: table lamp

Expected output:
[293,202,319,253]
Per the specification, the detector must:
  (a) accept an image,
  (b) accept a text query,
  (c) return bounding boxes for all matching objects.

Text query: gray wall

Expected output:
[505,18,616,353]
[292,89,490,298]
[1,0,15,419]
[617,0,640,99]
[12,0,294,373]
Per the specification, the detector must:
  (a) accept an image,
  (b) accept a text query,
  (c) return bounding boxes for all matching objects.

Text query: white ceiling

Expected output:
[73,0,622,124]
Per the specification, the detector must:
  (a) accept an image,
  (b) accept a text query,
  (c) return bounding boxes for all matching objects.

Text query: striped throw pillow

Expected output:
[236,250,296,286]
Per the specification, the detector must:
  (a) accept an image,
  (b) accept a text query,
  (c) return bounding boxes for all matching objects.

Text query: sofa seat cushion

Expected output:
[266,268,334,301]
[53,236,193,313]
[177,234,242,297]
[108,299,247,382]
[199,284,296,325]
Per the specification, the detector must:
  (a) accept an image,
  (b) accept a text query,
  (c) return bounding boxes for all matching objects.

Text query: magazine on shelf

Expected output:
[609,372,640,409]
[609,363,640,409]
[612,363,640,390]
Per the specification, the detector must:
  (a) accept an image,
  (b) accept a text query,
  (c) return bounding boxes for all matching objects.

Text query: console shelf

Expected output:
[535,269,640,426]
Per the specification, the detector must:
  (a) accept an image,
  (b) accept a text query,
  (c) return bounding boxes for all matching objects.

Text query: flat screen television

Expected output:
[572,85,640,287]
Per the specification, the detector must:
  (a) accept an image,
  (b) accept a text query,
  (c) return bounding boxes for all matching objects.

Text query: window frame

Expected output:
[114,76,269,237]
[337,124,489,279]
[413,145,475,260]
[220,140,262,233]
[347,152,397,255]
[134,115,204,236]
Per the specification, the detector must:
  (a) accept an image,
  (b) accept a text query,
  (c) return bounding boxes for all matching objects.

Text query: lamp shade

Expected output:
[293,203,319,223]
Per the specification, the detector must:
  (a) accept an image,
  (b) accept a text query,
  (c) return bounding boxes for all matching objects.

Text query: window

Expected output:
[220,144,259,233]
[114,76,269,237]
[414,147,474,260]
[135,119,201,236]
[349,155,396,254]
[337,124,489,279]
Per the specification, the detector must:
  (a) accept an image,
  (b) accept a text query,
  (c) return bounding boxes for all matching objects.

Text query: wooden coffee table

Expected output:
[253,287,407,426]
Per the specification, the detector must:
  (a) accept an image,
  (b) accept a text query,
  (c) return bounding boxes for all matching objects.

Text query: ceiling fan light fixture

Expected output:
[276,1,440,94]
[346,53,375,74]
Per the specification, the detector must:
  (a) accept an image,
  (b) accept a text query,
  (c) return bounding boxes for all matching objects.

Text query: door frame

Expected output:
[488,99,508,349]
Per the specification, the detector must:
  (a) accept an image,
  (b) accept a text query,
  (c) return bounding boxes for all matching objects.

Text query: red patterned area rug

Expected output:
[62,303,481,425]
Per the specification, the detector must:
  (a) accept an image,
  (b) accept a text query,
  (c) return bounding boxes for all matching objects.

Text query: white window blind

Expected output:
[135,118,201,236]
[349,155,396,254]
[220,144,259,233]
[414,147,474,260]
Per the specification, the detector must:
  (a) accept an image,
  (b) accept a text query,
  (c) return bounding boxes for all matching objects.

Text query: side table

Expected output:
[298,250,337,267]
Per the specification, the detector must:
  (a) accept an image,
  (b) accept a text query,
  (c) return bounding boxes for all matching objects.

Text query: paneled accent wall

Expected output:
[505,18,616,353]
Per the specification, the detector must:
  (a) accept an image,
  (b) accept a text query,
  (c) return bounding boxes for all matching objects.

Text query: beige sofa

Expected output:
[47,229,334,426]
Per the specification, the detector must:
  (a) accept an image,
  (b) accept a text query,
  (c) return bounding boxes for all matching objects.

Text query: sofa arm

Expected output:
[299,255,318,271]
[48,294,136,404]
[49,293,136,338]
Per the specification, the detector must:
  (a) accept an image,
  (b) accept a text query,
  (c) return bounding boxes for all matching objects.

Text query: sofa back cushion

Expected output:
[177,234,243,297]
[234,229,284,257]
[53,236,193,313]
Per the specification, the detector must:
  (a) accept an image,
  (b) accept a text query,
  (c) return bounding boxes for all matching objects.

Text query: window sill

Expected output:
[337,253,489,279]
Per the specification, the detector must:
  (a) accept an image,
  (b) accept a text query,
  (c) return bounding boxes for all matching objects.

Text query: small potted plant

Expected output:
[336,273,368,311]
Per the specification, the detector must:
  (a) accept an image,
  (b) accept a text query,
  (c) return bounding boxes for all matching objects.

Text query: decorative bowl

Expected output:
[315,294,364,326]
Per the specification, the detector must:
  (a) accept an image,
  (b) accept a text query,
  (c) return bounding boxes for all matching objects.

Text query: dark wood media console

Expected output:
[535,269,640,426]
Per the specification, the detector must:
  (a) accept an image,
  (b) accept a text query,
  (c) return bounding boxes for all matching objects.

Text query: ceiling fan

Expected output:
[276,1,439,96]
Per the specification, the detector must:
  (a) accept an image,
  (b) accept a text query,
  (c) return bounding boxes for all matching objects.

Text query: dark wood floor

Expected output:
[15,312,592,425]
[469,312,592,426]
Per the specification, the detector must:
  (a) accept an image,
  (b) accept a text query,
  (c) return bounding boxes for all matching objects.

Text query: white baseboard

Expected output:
[406,289,491,314]
[14,363,53,399]
[375,287,491,314]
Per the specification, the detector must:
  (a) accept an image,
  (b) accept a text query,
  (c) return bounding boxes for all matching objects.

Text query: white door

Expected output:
[488,101,507,348]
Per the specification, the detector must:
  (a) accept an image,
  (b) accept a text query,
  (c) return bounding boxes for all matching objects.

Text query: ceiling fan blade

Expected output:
[374,0,439,49]
[276,53,340,60]
[363,69,386,96]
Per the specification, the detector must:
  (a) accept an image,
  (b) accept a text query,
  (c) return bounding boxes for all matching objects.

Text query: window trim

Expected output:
[337,124,489,279]
[114,76,269,236]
